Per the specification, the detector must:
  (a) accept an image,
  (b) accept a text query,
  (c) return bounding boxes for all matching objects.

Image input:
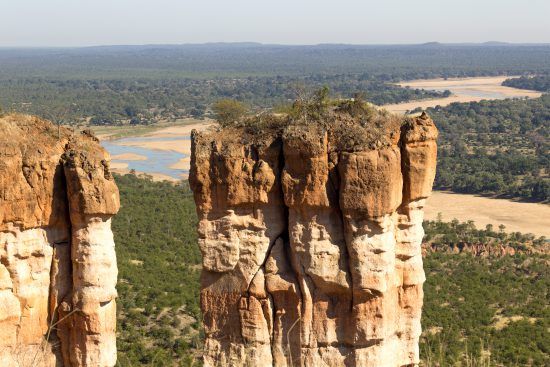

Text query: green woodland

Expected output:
[114,175,201,367]
[428,95,550,201]
[422,253,549,366]
[503,75,550,92]
[0,76,446,125]
[1,44,549,124]
[112,174,549,366]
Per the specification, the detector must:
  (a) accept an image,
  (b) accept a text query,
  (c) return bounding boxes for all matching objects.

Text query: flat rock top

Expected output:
[1,114,70,145]
[193,104,434,154]
[0,114,118,230]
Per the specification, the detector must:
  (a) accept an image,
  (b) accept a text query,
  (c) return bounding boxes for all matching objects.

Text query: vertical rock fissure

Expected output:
[46,156,75,366]
[333,155,356,315]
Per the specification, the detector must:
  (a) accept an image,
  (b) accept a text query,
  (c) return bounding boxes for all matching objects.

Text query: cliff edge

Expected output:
[0,114,119,366]
[190,105,438,366]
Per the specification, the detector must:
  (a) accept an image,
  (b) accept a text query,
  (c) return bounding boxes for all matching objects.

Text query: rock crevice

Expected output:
[190,111,438,367]
[0,115,119,367]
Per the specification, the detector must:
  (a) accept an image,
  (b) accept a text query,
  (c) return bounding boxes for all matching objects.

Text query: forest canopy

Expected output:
[112,174,549,366]
[503,75,550,92]
[1,44,549,124]
[429,95,550,201]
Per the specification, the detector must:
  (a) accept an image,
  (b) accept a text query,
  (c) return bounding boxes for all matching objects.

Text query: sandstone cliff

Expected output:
[190,108,438,366]
[0,115,119,367]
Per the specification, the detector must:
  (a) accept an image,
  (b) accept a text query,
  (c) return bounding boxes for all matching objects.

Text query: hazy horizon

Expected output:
[2,41,550,50]
[2,0,549,47]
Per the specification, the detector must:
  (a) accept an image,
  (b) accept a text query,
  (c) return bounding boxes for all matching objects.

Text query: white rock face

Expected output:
[0,227,66,367]
[68,218,118,367]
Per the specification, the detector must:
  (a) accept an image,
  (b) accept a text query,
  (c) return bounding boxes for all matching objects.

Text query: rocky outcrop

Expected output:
[190,109,438,366]
[0,115,119,366]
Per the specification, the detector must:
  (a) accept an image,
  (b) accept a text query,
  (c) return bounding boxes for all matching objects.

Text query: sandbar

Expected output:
[425,191,550,238]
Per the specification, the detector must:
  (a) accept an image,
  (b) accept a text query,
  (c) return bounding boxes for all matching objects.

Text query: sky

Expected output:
[1,0,549,47]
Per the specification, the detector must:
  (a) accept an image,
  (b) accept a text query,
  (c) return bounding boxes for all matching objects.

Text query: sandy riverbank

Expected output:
[93,118,212,140]
[425,191,550,238]
[111,153,148,161]
[383,76,542,114]
[145,122,214,138]
[117,139,191,155]
[107,121,213,172]
[169,156,191,170]
[115,121,214,154]
[110,166,182,182]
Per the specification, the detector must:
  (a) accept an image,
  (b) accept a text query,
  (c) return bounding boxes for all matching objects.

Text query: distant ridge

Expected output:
[420,42,443,46]
[483,41,510,45]
[2,41,550,50]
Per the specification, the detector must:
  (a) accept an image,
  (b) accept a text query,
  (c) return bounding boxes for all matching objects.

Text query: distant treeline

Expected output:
[503,75,550,92]
[428,95,550,201]
[424,218,546,249]
[1,43,549,124]
[0,75,446,125]
[1,44,549,79]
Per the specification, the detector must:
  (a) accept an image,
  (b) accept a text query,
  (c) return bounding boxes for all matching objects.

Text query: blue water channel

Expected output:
[101,136,189,179]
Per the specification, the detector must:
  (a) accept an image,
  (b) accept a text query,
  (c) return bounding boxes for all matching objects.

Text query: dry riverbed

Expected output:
[383,76,542,114]
[425,192,549,238]
[102,120,214,180]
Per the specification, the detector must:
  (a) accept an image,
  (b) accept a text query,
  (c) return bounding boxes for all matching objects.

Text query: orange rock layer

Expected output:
[190,113,438,367]
[0,115,119,367]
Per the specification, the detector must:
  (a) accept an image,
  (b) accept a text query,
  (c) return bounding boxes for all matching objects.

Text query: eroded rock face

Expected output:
[0,115,119,367]
[190,112,438,366]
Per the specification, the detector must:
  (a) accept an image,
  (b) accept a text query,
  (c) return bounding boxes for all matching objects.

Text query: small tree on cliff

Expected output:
[212,99,247,127]
[289,85,331,123]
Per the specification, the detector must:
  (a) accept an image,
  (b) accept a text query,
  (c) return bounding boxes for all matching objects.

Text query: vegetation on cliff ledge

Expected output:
[213,88,550,202]
[208,89,404,152]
